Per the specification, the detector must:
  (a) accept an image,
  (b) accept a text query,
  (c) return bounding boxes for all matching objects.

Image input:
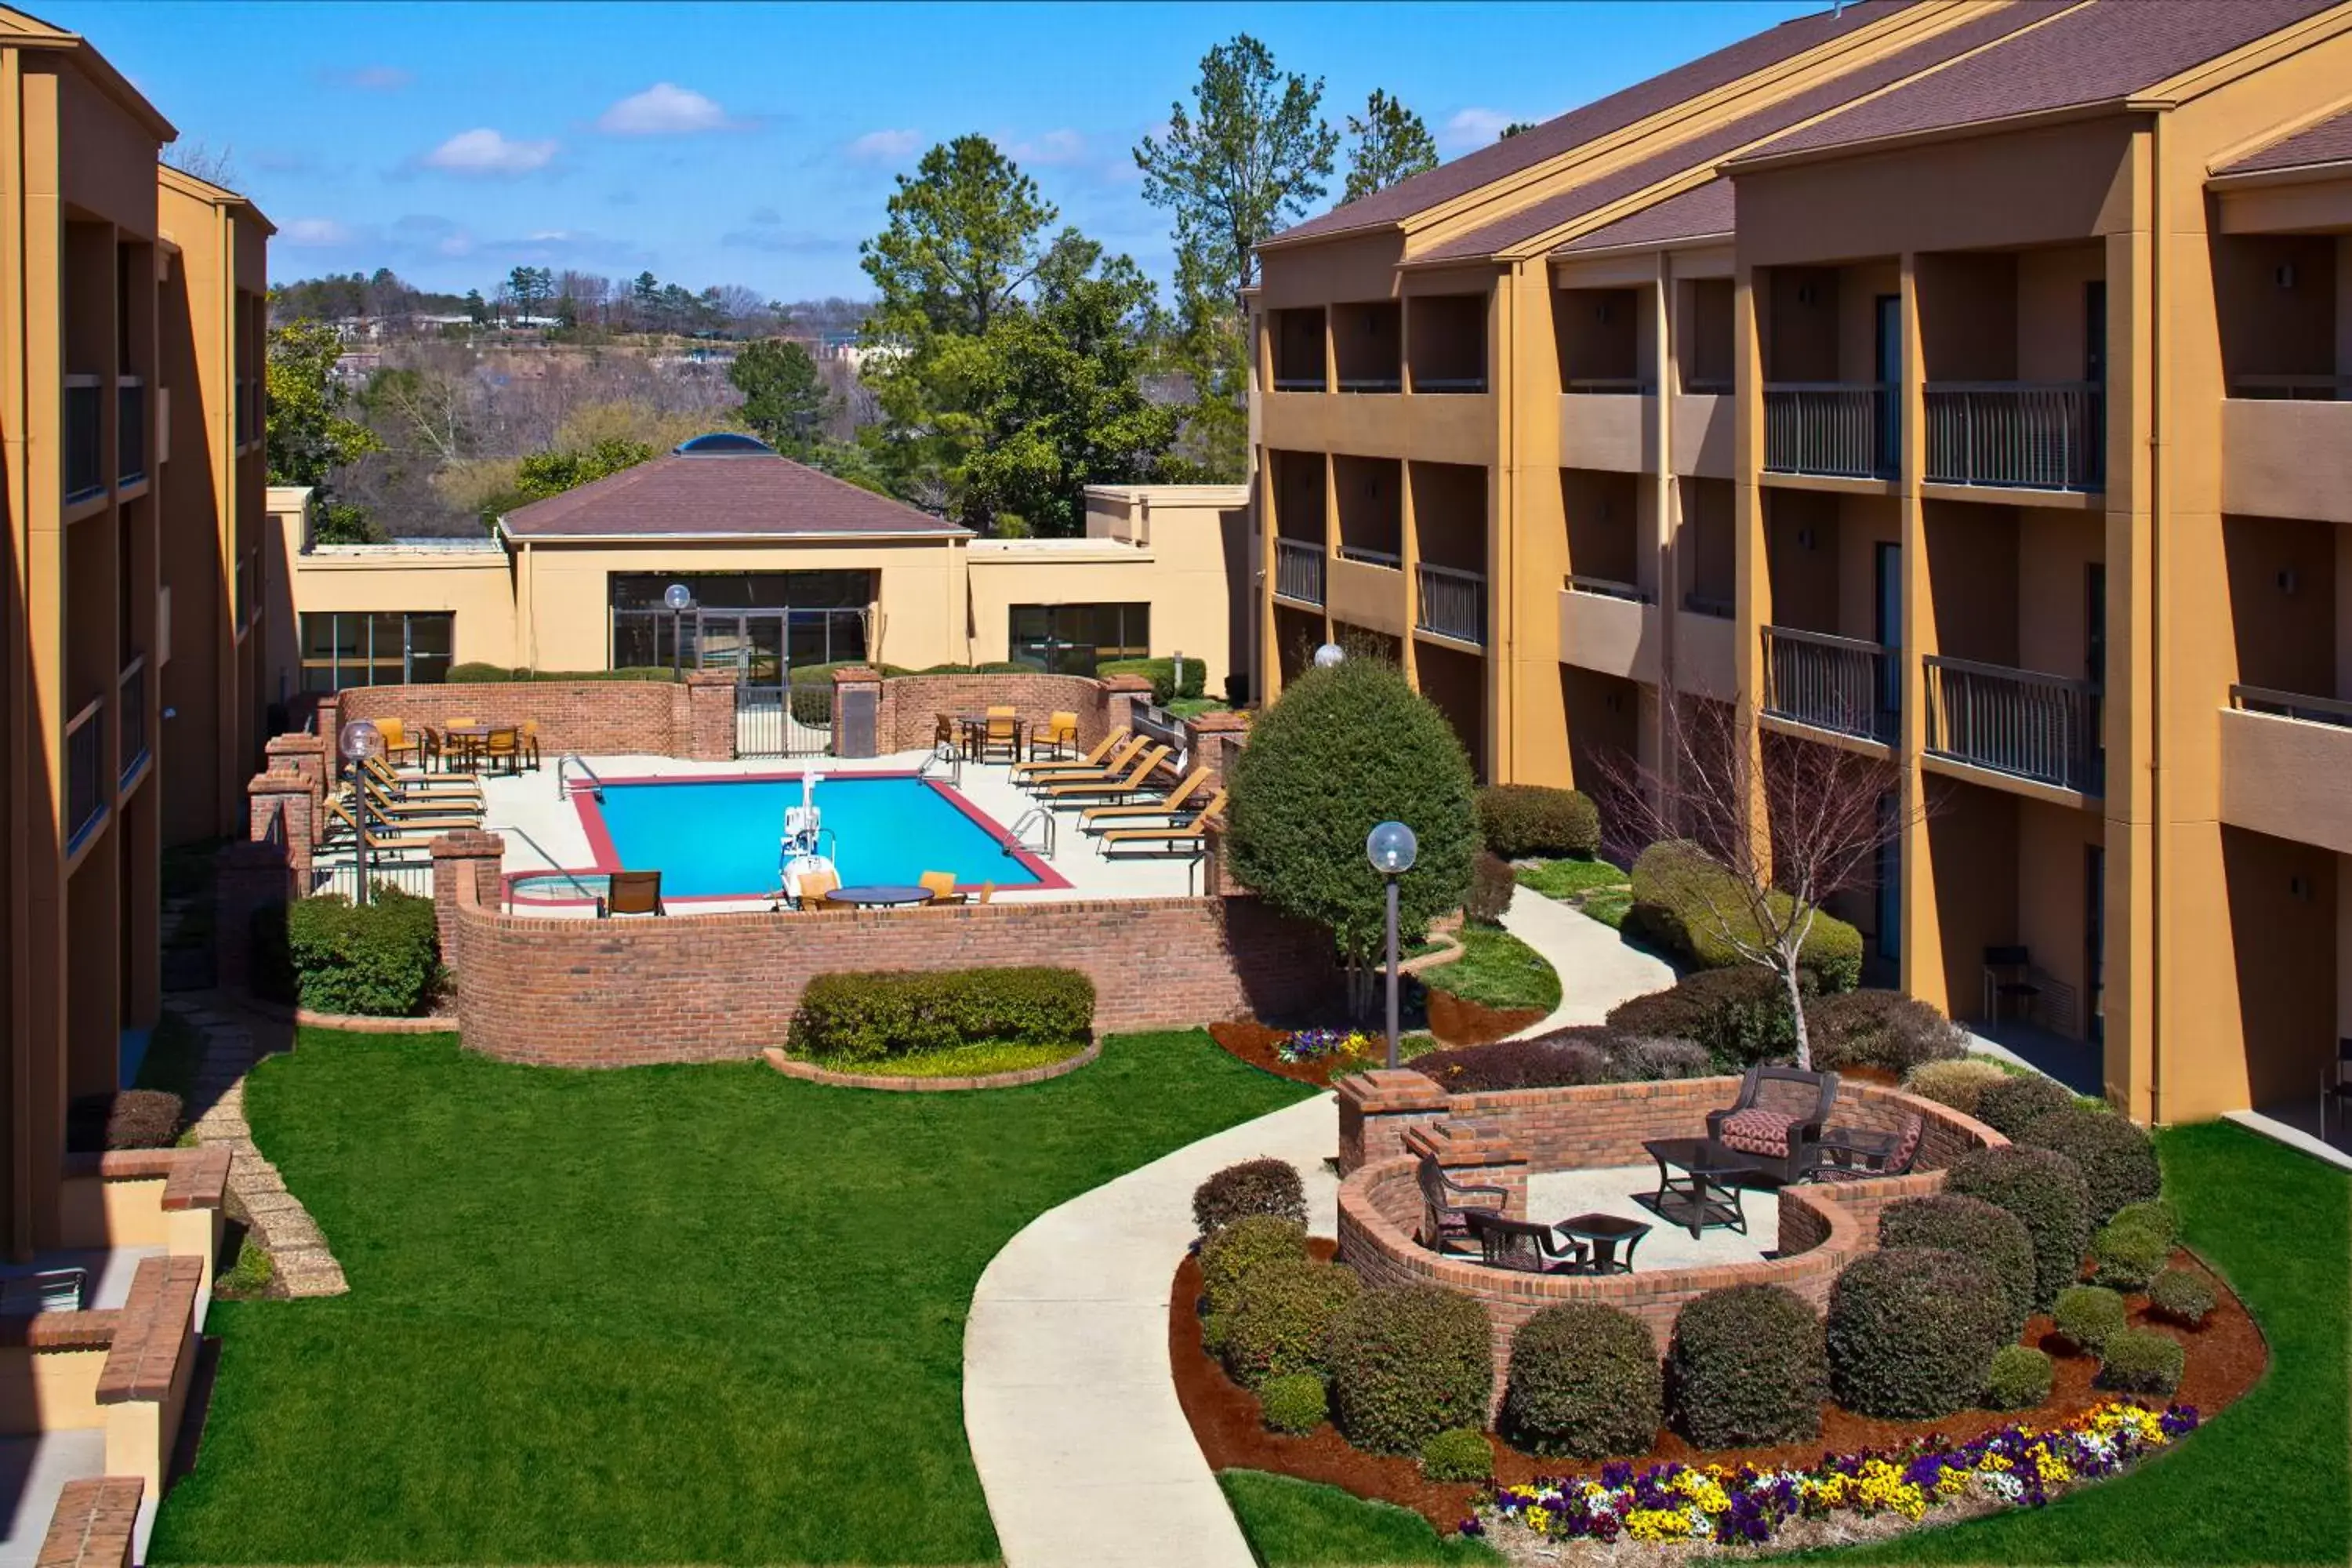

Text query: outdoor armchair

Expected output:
[1704,1064,1840,1184]
[1415,1153,1507,1257]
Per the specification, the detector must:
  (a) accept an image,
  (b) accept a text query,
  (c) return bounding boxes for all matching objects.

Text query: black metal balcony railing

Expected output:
[65,376,103,500]
[118,657,147,785]
[1272,375,1325,393]
[66,696,104,848]
[2230,683,2352,728]
[1763,383,1894,479]
[118,377,145,485]
[1337,375,1402,393]
[1564,574,1653,604]
[1682,376,1734,394]
[1411,372,1488,394]
[1416,562,1486,644]
[1682,592,1734,619]
[2226,375,2352,402]
[1273,538,1325,606]
[1925,655,2103,794]
[1338,543,1402,568]
[1564,378,1651,394]
[1761,625,1896,742]
[1925,382,2103,492]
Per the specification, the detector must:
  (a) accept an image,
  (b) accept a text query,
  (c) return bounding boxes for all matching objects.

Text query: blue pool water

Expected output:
[590,775,1043,897]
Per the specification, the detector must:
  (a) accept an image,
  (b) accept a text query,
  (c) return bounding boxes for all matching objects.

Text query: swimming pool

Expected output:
[575,772,1058,898]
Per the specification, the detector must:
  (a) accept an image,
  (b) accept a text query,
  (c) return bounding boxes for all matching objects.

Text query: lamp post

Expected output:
[1366,819,1418,1069]
[664,583,694,679]
[1313,641,1345,670]
[339,720,384,906]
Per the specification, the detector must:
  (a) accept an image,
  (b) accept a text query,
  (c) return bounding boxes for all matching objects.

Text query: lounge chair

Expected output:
[1079,769,1210,833]
[1416,1153,1506,1256]
[1705,1064,1840,1184]
[1044,745,1170,806]
[358,777,481,826]
[1011,728,1126,782]
[1099,792,1225,856]
[917,870,969,906]
[321,798,439,853]
[600,870,664,917]
[1016,731,1140,787]
[362,757,481,800]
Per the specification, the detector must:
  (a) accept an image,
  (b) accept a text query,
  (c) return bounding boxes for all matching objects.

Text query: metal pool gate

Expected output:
[737,674,833,757]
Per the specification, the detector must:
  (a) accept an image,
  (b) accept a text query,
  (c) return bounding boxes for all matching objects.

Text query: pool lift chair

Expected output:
[775,769,841,910]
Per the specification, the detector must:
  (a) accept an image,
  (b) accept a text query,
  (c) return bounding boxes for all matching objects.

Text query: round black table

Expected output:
[822,884,936,909]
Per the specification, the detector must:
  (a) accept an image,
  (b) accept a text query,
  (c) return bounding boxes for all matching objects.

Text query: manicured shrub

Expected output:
[1901,1058,2013,1119]
[1226,657,1477,978]
[1198,1216,1307,1317]
[282,886,441,1017]
[1665,1285,1826,1448]
[2052,1285,2129,1356]
[1259,1372,1328,1436]
[1628,840,1862,992]
[2016,1106,2162,1225]
[2090,1217,2172,1292]
[1475,785,1601,858]
[1878,1195,2037,1337]
[67,1090,184,1152]
[1326,1286,1494,1455]
[1223,1259,1362,1389]
[1806,989,1967,1076]
[1613,1035,1715,1081]
[1501,1302,1662,1459]
[1200,1312,1233,1355]
[2111,1199,2180,1247]
[1605,967,1798,1071]
[1097,655,1207,705]
[1410,1028,1709,1094]
[1825,1247,2008,1420]
[2097,1327,2185,1396]
[1419,1428,1495,1483]
[2147,1267,2216,1328]
[1944,1145,2093,1310]
[1193,1159,1307,1237]
[1983,1345,2055,1411]
[1462,851,1515,925]
[789,967,1094,1063]
[1973,1073,2074,1140]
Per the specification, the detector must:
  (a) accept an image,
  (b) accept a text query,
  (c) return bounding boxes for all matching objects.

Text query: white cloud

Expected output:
[596,82,731,136]
[281,216,355,247]
[1012,128,1086,165]
[1442,107,1521,151]
[847,128,920,162]
[422,128,558,176]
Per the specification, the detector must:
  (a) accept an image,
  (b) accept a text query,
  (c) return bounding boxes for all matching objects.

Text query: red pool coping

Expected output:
[510,768,1071,906]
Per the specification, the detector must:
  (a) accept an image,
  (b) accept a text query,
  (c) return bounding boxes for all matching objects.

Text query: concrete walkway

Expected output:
[1498,888,1677,1036]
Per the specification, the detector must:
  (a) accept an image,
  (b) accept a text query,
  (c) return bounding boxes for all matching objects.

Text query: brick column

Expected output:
[1098,673,1152,741]
[831,666,883,757]
[1335,1069,1450,1174]
[682,671,737,759]
[264,731,328,807]
[214,838,296,995]
[430,830,507,958]
[246,770,318,875]
[1405,1119,1528,1219]
[1182,708,1250,786]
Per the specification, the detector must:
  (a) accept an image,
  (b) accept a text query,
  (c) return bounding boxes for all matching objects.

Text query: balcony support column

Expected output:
[1896,252,1942,1011]
[1320,451,1339,648]
[1730,263,1773,877]
[1648,256,1676,815]
[1399,459,1419,687]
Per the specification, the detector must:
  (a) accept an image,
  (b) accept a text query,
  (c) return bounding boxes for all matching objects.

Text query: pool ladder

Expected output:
[556,754,607,801]
[919,742,962,787]
[1009,807,1056,860]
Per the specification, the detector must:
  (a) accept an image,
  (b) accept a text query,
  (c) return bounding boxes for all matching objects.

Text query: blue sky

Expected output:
[53,1,1819,302]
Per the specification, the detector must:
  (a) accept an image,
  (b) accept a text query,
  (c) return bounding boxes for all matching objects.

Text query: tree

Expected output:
[506,266,554,321]
[1225,655,1478,1015]
[861,134,1056,342]
[162,140,237,186]
[1342,89,1439,202]
[510,437,655,503]
[1497,121,1537,141]
[729,338,833,456]
[1598,698,1916,1068]
[463,289,488,325]
[264,316,381,540]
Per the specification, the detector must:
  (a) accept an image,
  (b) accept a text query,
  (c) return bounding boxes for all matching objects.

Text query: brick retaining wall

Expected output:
[876,672,1148,755]
[320,675,736,761]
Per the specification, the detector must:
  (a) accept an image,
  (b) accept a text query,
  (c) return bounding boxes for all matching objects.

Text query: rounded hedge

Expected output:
[1420,1428,1496,1483]
[1223,1258,1362,1388]
[1664,1285,1826,1448]
[1901,1058,2013,1119]
[2097,1327,2185,1396]
[1878,1195,2037,1338]
[2112,1199,2180,1247]
[1973,1074,2075,1140]
[1806,989,1967,1076]
[1983,1345,2054,1411]
[1628,840,1862,993]
[2053,1285,2129,1356]
[1259,1372,1328,1436]
[1326,1286,1494,1455]
[1501,1302,1663,1459]
[2015,1107,2162,1226]
[2147,1267,2216,1328]
[1825,1247,2009,1420]
[1475,784,1601,858]
[2089,1218,2171,1292]
[1193,1158,1307,1238]
[1199,1215,1308,1317]
[1944,1146,2093,1310]
[1605,967,1797,1072]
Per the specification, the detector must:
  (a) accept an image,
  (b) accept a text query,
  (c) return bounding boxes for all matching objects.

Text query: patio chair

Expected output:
[1011,728,1127,782]
[1079,769,1209,833]
[482,727,524,777]
[1463,1210,1588,1276]
[520,719,543,770]
[374,717,424,767]
[934,712,958,753]
[600,870,664,918]
[2325,1037,2352,1144]
[1416,1153,1508,1256]
[918,870,970,906]
[1810,1112,1923,1182]
[1704,1063,1840,1184]
[974,712,1021,764]
[1983,945,2044,1025]
[787,866,840,909]
[1044,745,1170,806]
[1100,792,1225,857]
[1032,710,1079,761]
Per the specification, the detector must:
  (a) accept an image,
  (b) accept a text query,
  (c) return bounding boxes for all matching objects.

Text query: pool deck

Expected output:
[474,751,1207,913]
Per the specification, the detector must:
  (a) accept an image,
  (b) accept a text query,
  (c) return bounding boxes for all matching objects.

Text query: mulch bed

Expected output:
[1425,990,1548,1047]
[1207,1020,1368,1087]
[1172,1241,2265,1534]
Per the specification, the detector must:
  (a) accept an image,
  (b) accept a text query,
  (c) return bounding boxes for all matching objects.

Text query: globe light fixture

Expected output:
[339,719,384,762]
[663,583,694,612]
[1312,641,1345,669]
[663,583,694,677]
[1366,818,1418,1069]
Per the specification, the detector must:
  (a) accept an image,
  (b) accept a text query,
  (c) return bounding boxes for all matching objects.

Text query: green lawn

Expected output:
[1218,1472,1501,1566]
[1513,856,1632,930]
[153,1027,1309,1564]
[1420,924,1562,1013]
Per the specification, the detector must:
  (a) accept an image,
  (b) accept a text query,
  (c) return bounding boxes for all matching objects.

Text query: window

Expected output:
[608,572,874,674]
[1008,603,1149,677]
[299,612,455,691]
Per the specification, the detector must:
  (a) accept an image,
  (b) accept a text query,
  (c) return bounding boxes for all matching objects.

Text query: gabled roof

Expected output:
[499,443,970,542]
[0,5,174,140]
[1556,178,1733,255]
[1265,0,1918,248]
[2217,103,2352,177]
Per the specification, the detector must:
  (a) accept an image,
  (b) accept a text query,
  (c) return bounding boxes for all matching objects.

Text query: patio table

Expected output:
[822,884,938,909]
[1553,1212,1650,1274]
[956,713,1030,761]
[1639,1136,1759,1240]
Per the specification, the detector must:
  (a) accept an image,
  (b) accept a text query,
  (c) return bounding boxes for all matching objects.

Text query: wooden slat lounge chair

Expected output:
[1100,792,1225,856]
[1011,728,1125,782]
[1079,769,1209,833]
[1044,745,1170,805]
[358,777,481,826]
[1024,735,1149,791]
[600,870,664,917]
[321,799,439,852]
[362,757,481,799]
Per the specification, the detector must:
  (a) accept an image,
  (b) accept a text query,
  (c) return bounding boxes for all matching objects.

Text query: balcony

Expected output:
[118,658,148,786]
[1675,598,1737,701]
[1415,563,1485,645]
[1761,625,1895,742]
[1558,577,1658,682]
[1558,390,1647,474]
[1924,382,2102,492]
[66,696,104,851]
[1671,391,1732,478]
[118,377,145,485]
[1273,538,1324,607]
[2221,394,2352,524]
[2220,685,2352,855]
[65,375,103,501]
[1923,655,2101,795]
[1763,384,1893,481]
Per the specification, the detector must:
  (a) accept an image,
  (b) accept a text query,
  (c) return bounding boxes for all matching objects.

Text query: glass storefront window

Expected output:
[1008,603,1150,676]
[297,612,457,691]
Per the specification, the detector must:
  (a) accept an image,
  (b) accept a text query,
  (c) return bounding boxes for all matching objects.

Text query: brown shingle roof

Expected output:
[1266,0,1918,247]
[2220,104,2352,176]
[1750,0,2343,161]
[1418,0,2062,263]
[1557,178,1733,253]
[499,449,968,539]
